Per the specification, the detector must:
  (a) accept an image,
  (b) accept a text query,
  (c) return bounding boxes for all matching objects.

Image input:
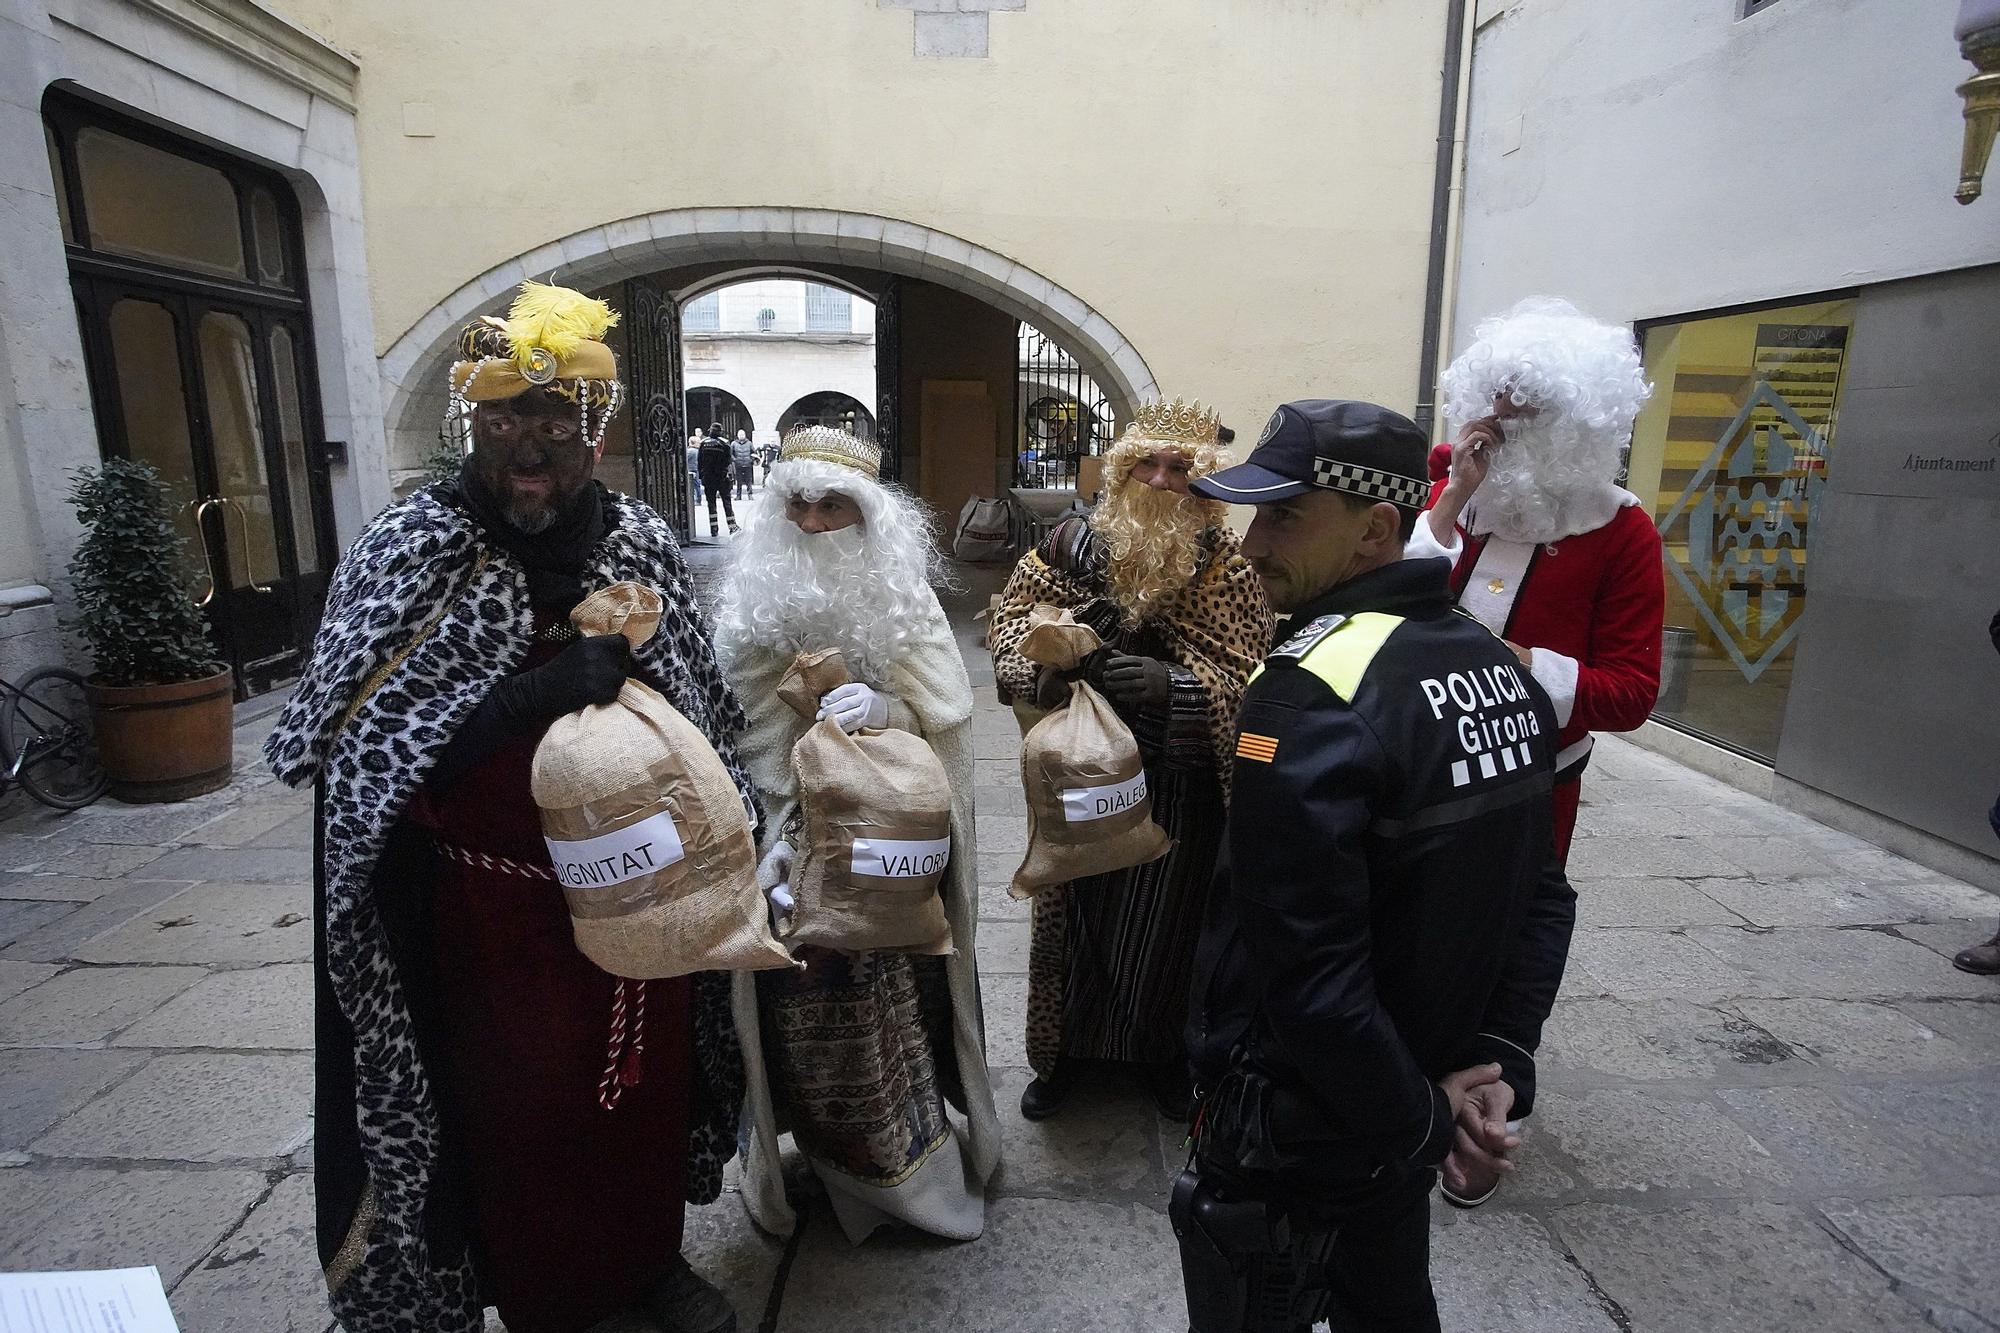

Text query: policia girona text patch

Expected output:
[1419,661,1542,789]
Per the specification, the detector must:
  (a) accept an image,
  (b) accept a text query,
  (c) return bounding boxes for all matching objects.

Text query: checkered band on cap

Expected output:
[1311,458,1430,509]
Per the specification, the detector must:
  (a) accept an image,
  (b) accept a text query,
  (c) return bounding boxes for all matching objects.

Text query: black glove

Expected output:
[427,633,633,792]
[1095,654,1171,710]
[514,633,634,720]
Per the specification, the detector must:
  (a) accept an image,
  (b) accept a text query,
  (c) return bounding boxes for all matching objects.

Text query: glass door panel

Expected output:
[190,307,302,692]
[195,311,282,589]
[267,325,320,575]
[105,299,206,579]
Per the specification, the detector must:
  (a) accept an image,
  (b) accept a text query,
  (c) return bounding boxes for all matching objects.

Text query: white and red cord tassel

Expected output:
[597,977,648,1112]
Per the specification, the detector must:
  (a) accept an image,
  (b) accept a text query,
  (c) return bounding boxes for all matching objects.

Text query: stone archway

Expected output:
[379,208,1157,462]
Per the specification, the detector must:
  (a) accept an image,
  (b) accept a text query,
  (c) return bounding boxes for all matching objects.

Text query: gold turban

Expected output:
[450,281,621,406]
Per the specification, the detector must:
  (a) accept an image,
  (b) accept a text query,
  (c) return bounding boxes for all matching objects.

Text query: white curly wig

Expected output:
[713,457,949,688]
[1442,297,1653,544]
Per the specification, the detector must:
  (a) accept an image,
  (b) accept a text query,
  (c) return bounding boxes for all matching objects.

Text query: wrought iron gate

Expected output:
[623,275,688,542]
[875,276,903,482]
[1018,323,1116,489]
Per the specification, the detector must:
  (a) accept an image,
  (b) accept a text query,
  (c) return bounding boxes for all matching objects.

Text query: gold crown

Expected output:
[1132,397,1221,447]
[778,425,882,478]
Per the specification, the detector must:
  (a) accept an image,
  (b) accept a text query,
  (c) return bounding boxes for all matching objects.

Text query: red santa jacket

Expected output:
[1413,470,1665,765]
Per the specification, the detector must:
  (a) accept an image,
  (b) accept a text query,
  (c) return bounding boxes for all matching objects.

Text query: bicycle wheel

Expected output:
[2,667,108,811]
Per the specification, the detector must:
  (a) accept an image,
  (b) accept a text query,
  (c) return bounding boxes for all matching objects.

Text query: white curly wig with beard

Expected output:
[1442,297,1653,545]
[713,457,949,689]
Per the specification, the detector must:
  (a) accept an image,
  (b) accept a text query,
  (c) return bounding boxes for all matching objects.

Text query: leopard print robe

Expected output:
[265,485,754,1333]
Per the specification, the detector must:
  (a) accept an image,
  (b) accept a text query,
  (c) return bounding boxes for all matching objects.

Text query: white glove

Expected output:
[756,841,795,921]
[816,681,891,733]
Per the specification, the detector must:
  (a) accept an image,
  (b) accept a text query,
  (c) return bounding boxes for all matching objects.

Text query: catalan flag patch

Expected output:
[1235,732,1279,764]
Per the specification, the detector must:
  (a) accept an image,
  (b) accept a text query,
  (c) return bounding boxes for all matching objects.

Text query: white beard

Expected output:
[1469,418,1630,546]
[714,471,941,691]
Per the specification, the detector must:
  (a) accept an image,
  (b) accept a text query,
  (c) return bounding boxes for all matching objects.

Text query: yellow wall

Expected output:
[264,0,1448,439]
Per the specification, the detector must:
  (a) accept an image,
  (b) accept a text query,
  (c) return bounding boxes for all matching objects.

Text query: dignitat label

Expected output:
[546,808,687,889]
[1062,772,1150,824]
[851,835,952,880]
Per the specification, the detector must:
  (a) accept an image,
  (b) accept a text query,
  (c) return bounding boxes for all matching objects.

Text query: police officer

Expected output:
[1173,400,1576,1332]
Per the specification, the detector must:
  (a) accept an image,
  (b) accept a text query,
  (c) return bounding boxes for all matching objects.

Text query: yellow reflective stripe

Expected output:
[1295,612,1404,702]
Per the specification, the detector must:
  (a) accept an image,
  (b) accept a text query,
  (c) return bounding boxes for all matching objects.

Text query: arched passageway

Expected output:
[383,210,1156,536]
[685,387,753,441]
[779,391,876,441]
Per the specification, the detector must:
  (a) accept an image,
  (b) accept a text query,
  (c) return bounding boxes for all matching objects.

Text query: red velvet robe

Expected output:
[1416,459,1666,862]
[412,634,693,1333]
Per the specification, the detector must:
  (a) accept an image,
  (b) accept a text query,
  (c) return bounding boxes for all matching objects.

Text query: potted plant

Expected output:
[67,459,234,802]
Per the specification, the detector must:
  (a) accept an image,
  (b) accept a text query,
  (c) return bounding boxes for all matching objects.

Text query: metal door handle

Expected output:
[218,497,274,595]
[187,498,224,607]
[185,497,274,603]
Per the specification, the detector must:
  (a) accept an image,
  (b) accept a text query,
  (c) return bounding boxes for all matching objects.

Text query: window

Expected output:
[46,103,299,291]
[249,187,291,286]
[75,127,246,279]
[683,291,719,332]
[1627,295,1856,759]
[805,283,852,332]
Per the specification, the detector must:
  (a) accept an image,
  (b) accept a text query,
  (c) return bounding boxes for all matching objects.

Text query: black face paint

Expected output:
[469,388,598,534]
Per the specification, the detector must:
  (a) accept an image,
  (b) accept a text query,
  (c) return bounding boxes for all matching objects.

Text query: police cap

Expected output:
[1192,399,1430,510]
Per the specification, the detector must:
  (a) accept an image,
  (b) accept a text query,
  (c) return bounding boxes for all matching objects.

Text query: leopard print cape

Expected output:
[265,484,754,1333]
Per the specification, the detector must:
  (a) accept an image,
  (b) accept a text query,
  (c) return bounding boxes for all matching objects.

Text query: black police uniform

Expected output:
[1173,401,1576,1333]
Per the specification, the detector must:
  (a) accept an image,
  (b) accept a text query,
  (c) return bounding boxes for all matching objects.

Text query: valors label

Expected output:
[546,808,686,890]
[1060,773,1148,823]
[850,835,951,880]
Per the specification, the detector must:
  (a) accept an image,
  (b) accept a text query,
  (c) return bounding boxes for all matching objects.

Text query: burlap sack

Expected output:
[774,648,954,955]
[532,582,794,979]
[1010,605,1172,900]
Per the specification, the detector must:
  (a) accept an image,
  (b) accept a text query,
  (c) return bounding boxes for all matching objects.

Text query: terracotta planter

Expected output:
[86,667,235,804]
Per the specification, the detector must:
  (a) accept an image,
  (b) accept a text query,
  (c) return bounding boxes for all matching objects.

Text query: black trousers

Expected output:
[1174,1159,1439,1333]
[699,467,734,528]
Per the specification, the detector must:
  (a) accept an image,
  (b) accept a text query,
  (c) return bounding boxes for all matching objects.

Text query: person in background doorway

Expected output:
[687,432,704,509]
[1411,297,1664,869]
[265,283,746,1333]
[1178,399,1567,1333]
[714,424,1001,1243]
[988,398,1272,1123]
[699,421,737,537]
[1953,606,2000,975]
[731,428,755,500]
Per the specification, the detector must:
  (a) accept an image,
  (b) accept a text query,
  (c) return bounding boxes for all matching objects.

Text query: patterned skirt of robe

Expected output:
[1020,609,1229,1080]
[1025,757,1225,1077]
[757,946,979,1242]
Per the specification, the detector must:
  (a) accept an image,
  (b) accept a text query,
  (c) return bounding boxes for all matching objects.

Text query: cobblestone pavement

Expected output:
[1,555,1995,1331]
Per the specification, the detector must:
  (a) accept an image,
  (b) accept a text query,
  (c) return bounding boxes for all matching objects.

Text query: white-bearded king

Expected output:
[713,427,1000,1243]
[988,399,1272,1123]
[1411,297,1667,864]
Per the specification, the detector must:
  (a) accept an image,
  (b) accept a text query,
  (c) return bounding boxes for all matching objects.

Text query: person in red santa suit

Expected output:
[1408,299,1665,1215]
[1409,297,1665,867]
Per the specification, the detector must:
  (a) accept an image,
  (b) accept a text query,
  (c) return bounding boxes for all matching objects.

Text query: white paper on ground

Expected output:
[0,1267,182,1332]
